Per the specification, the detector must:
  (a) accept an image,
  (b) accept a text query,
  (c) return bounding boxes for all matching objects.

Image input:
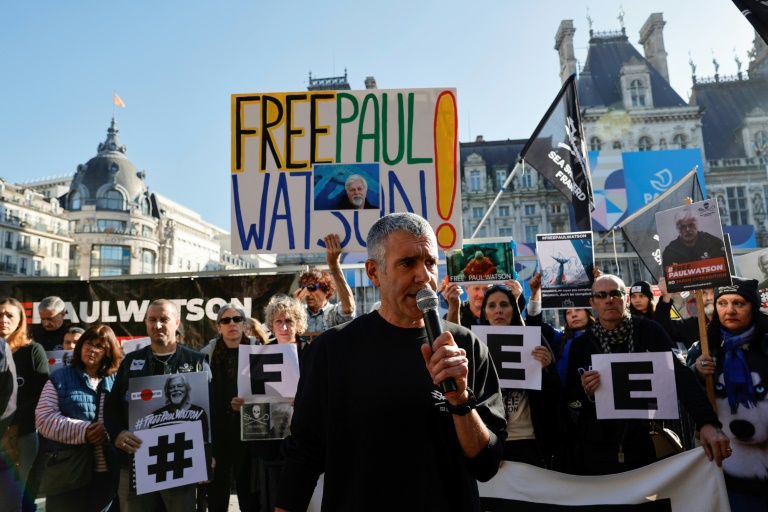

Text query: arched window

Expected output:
[590,137,602,151]
[638,136,652,151]
[612,141,622,150]
[69,191,81,211]
[658,138,667,150]
[673,134,687,149]
[630,80,646,107]
[100,189,124,210]
[141,197,151,215]
[754,131,768,155]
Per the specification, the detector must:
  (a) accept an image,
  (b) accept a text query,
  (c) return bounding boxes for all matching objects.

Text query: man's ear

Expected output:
[365,259,381,287]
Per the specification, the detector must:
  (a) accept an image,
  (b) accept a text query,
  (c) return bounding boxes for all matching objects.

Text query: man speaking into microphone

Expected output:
[276,212,507,512]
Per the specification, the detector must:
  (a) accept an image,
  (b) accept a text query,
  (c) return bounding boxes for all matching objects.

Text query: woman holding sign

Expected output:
[691,277,768,510]
[480,282,573,471]
[201,304,261,512]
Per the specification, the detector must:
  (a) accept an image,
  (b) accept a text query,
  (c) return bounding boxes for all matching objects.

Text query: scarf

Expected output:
[591,313,634,354]
[720,325,756,413]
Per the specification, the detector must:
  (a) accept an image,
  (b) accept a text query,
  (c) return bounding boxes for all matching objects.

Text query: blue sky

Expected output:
[0,1,754,233]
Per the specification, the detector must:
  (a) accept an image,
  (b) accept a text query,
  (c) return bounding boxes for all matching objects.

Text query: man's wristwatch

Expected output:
[444,388,477,416]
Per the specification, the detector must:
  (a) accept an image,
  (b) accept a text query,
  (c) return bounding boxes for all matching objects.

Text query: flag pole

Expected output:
[470,160,522,239]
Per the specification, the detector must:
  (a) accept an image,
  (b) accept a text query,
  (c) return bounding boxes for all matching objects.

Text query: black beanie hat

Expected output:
[714,276,760,310]
[629,281,653,302]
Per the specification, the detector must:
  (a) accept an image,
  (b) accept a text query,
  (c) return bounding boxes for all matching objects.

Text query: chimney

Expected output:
[555,20,577,84]
[475,135,484,143]
[638,13,670,83]
[365,76,378,89]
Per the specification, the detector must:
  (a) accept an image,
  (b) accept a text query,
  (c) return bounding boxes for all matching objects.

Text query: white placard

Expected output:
[237,344,300,399]
[122,337,151,355]
[134,422,207,495]
[591,351,678,420]
[471,325,543,390]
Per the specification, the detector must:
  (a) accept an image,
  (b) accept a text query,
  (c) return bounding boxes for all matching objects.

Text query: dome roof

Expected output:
[69,118,148,206]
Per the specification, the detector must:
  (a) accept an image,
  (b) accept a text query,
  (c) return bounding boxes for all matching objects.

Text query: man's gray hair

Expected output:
[345,174,367,191]
[39,296,65,314]
[367,212,435,267]
[673,208,697,226]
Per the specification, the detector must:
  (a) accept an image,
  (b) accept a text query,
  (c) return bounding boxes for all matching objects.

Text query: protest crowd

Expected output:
[0,207,764,512]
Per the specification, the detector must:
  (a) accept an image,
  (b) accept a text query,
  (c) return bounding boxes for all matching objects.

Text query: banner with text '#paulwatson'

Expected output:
[231,89,462,254]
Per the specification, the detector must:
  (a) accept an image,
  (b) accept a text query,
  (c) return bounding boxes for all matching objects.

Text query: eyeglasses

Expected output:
[484,284,511,296]
[592,290,625,300]
[83,341,106,353]
[301,284,322,292]
[219,316,244,325]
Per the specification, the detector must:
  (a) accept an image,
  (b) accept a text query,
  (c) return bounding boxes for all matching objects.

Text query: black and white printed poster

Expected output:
[134,422,207,494]
[240,399,293,441]
[656,200,731,293]
[46,350,73,373]
[237,344,300,400]
[471,325,542,390]
[535,231,594,309]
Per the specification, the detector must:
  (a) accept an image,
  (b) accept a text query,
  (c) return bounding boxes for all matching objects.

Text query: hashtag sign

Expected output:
[147,433,193,483]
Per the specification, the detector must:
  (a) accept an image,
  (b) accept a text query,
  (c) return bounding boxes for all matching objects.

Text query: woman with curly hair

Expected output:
[200,304,261,512]
[35,323,122,511]
[265,294,308,352]
[1,297,49,511]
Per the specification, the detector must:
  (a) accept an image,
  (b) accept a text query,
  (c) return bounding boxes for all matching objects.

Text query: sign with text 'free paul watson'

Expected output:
[231,89,463,254]
[591,352,678,420]
[471,325,542,390]
[237,344,300,400]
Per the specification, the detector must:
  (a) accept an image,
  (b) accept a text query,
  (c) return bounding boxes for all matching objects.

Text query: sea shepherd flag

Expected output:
[617,168,703,283]
[519,73,594,232]
[732,0,768,45]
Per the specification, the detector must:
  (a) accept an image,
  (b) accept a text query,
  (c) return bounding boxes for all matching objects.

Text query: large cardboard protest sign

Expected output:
[656,200,730,293]
[135,422,207,495]
[237,344,300,400]
[230,88,462,254]
[535,231,594,309]
[0,274,294,350]
[471,325,542,390]
[591,352,678,420]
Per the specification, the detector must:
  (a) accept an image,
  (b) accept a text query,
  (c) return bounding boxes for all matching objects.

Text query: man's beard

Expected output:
[351,194,365,207]
[704,304,714,317]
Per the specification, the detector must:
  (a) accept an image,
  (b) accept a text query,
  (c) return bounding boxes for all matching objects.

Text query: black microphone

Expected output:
[416,288,458,396]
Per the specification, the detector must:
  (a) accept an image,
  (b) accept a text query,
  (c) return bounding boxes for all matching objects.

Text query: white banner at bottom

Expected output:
[478,447,730,511]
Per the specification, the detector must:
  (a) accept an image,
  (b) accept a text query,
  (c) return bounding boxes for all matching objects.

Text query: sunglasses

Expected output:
[219,316,244,325]
[592,290,625,300]
[484,284,511,296]
[301,284,323,292]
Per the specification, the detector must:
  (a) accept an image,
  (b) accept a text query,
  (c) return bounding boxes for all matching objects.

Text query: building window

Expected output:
[141,197,151,215]
[97,219,127,233]
[638,136,652,151]
[524,225,538,244]
[726,186,748,225]
[613,141,622,150]
[142,225,153,237]
[141,249,156,274]
[524,204,536,216]
[52,242,62,259]
[69,191,81,210]
[498,205,510,217]
[4,232,12,249]
[33,260,41,276]
[498,227,513,237]
[53,263,60,276]
[630,79,646,107]
[470,170,482,191]
[551,223,565,233]
[658,138,667,150]
[474,226,487,237]
[496,170,507,189]
[91,245,130,276]
[590,137,601,151]
[471,207,483,219]
[19,258,27,275]
[754,131,768,155]
[551,203,562,214]
[673,134,687,149]
[521,171,533,188]
[100,189,124,210]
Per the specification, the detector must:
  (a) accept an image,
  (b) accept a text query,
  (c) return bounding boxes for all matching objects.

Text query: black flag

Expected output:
[519,73,594,232]
[617,168,704,282]
[732,0,768,45]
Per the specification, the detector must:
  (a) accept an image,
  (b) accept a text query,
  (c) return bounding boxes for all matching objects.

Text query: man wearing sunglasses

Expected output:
[564,274,731,476]
[661,208,725,266]
[293,234,356,333]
